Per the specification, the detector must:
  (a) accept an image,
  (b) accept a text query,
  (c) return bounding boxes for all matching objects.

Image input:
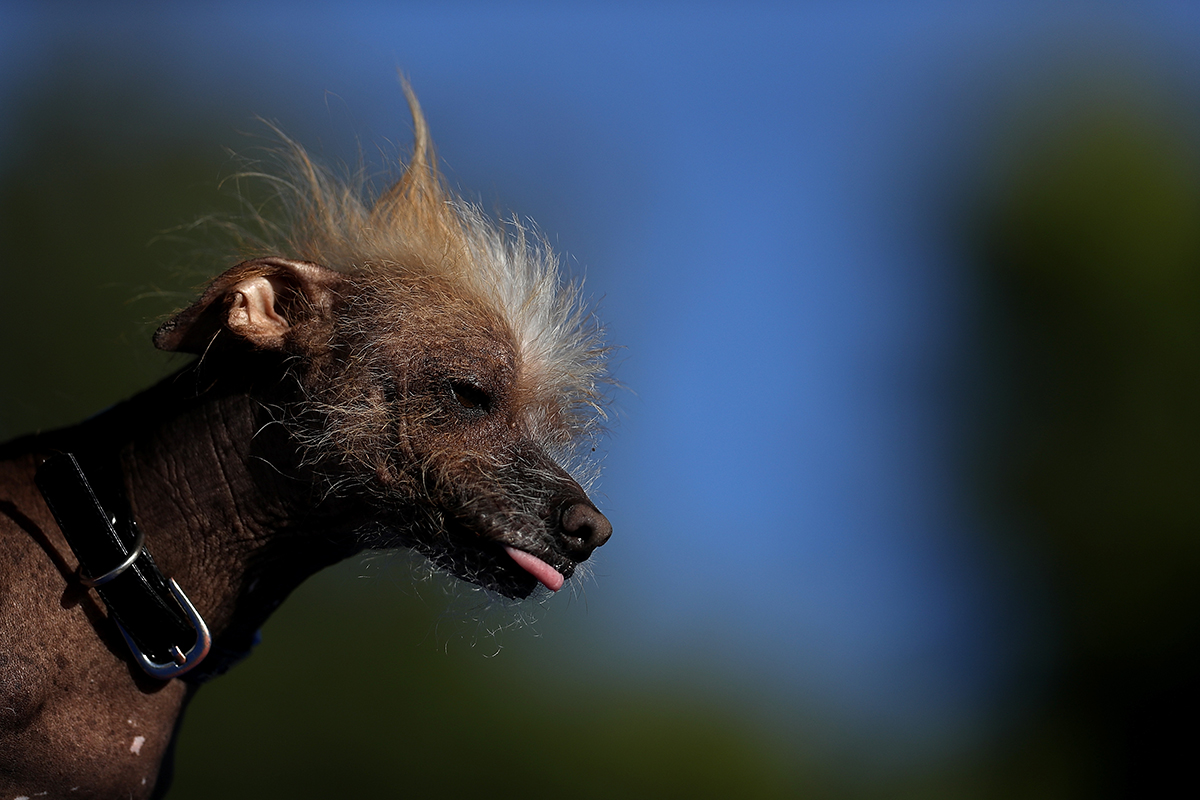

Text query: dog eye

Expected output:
[450,381,491,412]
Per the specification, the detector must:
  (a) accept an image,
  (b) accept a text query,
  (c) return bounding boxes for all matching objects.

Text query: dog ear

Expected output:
[154,258,342,354]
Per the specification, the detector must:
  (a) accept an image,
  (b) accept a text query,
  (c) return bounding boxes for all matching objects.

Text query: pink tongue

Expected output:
[503,546,565,592]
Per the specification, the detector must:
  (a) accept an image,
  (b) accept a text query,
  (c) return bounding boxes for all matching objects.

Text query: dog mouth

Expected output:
[407,514,578,600]
[474,534,578,599]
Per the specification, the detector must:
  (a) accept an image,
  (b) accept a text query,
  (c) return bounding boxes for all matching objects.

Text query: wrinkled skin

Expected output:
[0,258,611,798]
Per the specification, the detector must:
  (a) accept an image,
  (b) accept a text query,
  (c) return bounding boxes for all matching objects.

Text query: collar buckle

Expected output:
[116,578,211,679]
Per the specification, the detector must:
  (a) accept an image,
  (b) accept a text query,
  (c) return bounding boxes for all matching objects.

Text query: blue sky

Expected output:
[5,0,1200,762]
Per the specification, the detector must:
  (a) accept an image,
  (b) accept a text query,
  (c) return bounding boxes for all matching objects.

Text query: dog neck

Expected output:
[35,360,362,682]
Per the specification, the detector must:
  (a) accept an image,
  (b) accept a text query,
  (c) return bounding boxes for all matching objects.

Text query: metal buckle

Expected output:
[115,578,212,680]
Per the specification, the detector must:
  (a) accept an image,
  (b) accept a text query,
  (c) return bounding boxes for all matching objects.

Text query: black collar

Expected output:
[36,451,212,680]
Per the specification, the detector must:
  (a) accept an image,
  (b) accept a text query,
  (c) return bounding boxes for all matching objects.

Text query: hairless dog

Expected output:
[0,86,612,798]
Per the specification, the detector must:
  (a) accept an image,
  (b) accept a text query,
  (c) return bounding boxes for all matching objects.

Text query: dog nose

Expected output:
[561,502,612,557]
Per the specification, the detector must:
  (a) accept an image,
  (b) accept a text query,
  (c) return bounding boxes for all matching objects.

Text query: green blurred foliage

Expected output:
[168,560,827,800]
[972,92,1200,796]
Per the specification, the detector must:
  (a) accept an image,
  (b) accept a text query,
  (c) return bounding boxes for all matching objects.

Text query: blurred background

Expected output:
[2,2,1199,797]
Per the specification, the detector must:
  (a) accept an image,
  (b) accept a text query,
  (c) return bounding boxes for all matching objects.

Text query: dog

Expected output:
[0,86,612,798]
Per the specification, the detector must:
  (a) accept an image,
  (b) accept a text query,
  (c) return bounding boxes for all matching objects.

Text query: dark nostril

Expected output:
[560,502,613,554]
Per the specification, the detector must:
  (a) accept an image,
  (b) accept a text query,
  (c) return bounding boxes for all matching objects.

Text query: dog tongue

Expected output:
[503,546,564,592]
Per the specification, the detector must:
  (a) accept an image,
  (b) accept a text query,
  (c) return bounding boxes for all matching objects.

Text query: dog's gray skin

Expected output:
[0,92,612,798]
